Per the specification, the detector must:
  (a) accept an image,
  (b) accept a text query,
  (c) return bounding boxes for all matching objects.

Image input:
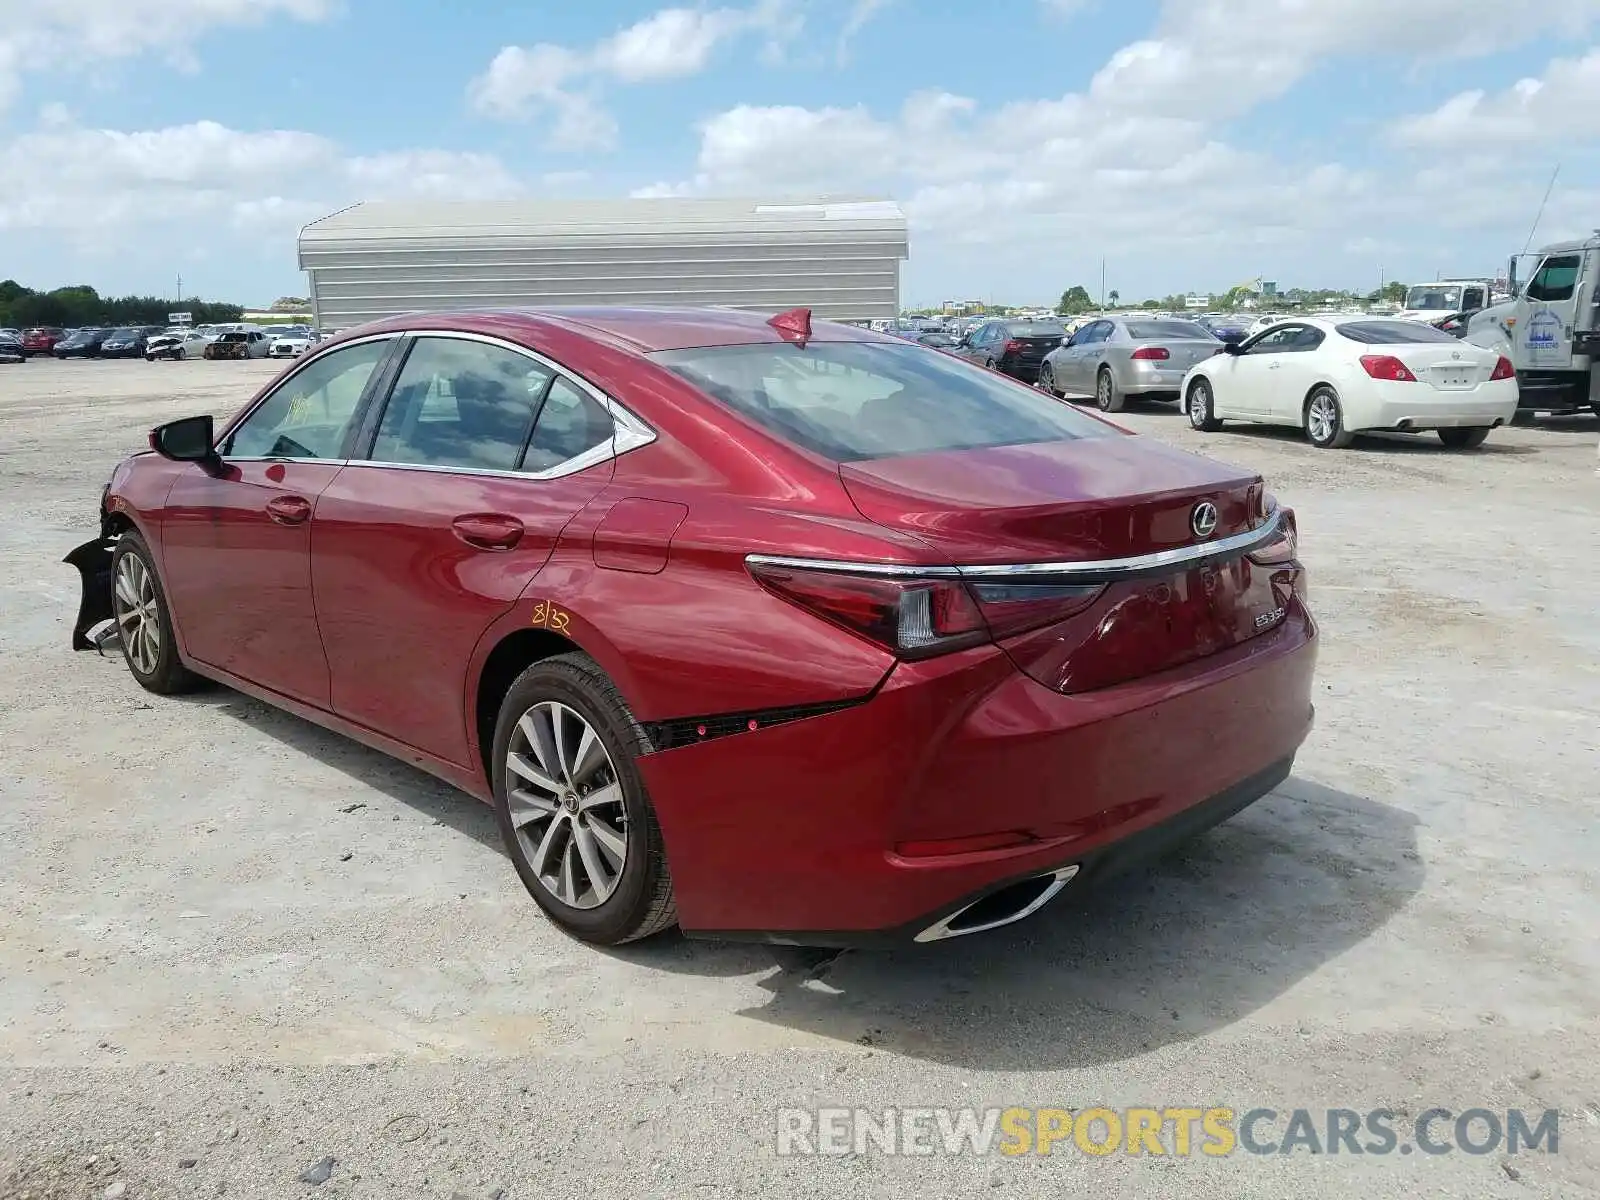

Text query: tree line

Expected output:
[0,280,244,330]
[1054,280,1411,315]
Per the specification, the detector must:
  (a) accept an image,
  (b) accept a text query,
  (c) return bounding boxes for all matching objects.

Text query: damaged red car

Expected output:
[66,307,1316,946]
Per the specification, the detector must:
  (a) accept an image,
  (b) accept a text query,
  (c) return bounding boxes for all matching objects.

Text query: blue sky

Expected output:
[3,0,1600,308]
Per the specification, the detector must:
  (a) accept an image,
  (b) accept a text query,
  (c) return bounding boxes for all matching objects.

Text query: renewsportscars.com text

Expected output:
[775,1106,1560,1158]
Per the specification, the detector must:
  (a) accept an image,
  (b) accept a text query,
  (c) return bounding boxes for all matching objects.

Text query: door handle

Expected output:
[1267,362,1282,369]
[452,513,524,551]
[265,495,312,525]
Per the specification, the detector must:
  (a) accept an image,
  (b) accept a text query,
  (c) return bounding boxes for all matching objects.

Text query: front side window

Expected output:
[1245,327,1302,354]
[225,338,392,459]
[654,340,1114,463]
[371,337,554,471]
[1526,255,1581,302]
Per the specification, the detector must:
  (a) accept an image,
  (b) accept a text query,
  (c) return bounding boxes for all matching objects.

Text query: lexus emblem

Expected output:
[1191,501,1219,539]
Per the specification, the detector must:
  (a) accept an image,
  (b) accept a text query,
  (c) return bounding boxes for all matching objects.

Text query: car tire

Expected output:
[145,354,154,362]
[1038,362,1059,396]
[1303,386,1354,448]
[1437,426,1491,449]
[1187,378,1223,431]
[1095,367,1125,412]
[110,533,201,695]
[491,652,677,946]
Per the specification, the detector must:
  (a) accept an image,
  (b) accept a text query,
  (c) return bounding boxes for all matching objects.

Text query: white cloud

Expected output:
[1390,48,1600,149]
[0,0,336,111]
[0,115,526,293]
[836,0,893,66]
[466,2,800,149]
[1084,0,1600,122]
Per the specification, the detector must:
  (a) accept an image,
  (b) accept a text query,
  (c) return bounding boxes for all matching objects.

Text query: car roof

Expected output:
[343,307,903,353]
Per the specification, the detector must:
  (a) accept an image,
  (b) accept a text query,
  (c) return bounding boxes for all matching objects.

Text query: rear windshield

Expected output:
[1006,322,1067,337]
[1336,320,1462,345]
[653,340,1113,462]
[1125,320,1215,340]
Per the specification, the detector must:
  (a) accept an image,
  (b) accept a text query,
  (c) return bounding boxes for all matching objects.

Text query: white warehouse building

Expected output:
[297,196,909,331]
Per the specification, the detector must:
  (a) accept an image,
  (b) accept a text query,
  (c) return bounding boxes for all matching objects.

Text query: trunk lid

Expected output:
[1386,342,1497,390]
[839,437,1294,692]
[1139,338,1224,370]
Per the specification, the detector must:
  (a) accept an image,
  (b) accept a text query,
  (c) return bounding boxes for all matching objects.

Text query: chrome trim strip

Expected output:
[956,506,1282,580]
[914,866,1080,943]
[222,328,657,480]
[745,506,1283,583]
[744,554,961,578]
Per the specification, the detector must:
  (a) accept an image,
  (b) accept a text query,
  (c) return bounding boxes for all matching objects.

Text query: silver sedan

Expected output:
[1038,316,1223,412]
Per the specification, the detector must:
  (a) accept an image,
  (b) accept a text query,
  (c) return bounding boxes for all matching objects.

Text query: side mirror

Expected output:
[150,415,220,468]
[1222,341,1245,355]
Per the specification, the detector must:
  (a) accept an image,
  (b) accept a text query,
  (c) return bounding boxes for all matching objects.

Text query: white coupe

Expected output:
[1180,317,1519,449]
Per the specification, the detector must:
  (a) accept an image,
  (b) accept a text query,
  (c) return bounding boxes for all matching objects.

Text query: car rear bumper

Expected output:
[1355,380,1519,430]
[640,599,1317,944]
[1127,364,1191,395]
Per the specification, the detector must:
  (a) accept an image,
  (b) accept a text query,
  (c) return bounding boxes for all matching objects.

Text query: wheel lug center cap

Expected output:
[562,792,579,813]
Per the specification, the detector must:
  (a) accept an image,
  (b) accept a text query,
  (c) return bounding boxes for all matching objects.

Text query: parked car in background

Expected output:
[268,329,314,358]
[1197,315,1250,344]
[1428,310,1481,338]
[146,329,211,361]
[954,319,1067,382]
[54,328,112,358]
[99,327,163,358]
[65,305,1315,948]
[1181,317,1518,449]
[914,331,960,349]
[203,329,271,359]
[0,331,24,363]
[1040,317,1222,412]
[21,327,65,356]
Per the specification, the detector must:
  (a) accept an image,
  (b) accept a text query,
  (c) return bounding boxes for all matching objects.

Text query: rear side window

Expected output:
[372,337,554,471]
[1124,320,1215,340]
[1336,321,1462,345]
[524,378,615,472]
[652,340,1113,463]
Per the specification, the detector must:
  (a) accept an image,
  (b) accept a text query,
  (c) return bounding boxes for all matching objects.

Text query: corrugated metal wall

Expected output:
[298,198,908,330]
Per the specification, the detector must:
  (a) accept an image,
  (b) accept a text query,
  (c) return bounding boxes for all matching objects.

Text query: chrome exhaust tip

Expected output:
[914,865,1079,943]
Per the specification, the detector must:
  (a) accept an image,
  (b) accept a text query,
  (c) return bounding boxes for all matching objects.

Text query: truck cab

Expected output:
[1466,234,1600,416]
[1395,279,1491,322]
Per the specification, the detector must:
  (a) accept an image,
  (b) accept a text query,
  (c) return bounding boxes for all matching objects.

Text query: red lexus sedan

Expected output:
[66,307,1316,947]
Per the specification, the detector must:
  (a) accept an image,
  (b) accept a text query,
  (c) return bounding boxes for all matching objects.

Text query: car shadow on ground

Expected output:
[1203,423,1542,456]
[617,776,1422,1070]
[176,688,502,851]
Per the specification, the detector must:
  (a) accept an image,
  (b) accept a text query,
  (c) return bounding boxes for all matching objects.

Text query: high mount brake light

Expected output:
[746,562,1103,659]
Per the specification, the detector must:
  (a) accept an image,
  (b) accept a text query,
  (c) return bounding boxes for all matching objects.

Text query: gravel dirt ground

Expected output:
[2,358,1598,1199]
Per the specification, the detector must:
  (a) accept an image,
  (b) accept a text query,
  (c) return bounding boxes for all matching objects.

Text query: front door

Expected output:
[310,335,619,766]
[1519,252,1584,370]
[156,337,395,706]
[1212,325,1301,419]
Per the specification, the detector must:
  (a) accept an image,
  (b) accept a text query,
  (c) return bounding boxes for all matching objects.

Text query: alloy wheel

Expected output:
[1097,372,1112,409]
[1189,382,1210,428]
[505,701,628,910]
[1307,393,1338,443]
[113,552,161,675]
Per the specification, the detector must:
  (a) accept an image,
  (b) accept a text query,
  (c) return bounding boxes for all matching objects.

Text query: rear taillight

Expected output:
[1490,355,1515,381]
[747,563,987,659]
[1359,354,1417,382]
[1003,339,1024,355]
[1247,505,1298,566]
[1130,346,1170,361]
[747,562,1103,659]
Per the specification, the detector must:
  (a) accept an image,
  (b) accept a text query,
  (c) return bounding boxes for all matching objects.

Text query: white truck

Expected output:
[1465,233,1600,417]
[1393,278,1493,323]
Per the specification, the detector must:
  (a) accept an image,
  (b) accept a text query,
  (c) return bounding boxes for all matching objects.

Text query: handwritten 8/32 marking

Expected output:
[530,601,571,633]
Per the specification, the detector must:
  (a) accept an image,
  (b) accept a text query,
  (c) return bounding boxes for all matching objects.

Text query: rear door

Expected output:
[310,333,621,767]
